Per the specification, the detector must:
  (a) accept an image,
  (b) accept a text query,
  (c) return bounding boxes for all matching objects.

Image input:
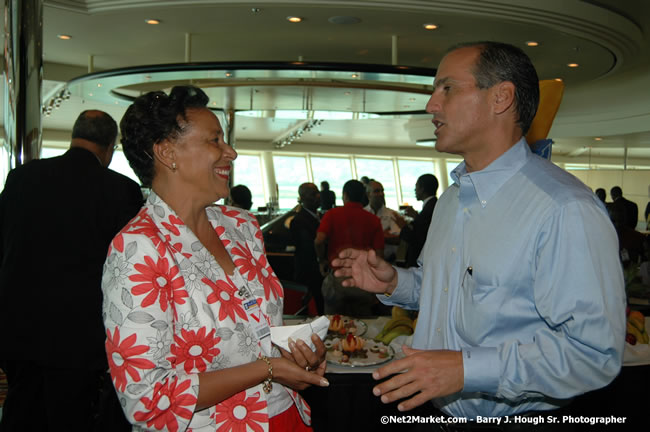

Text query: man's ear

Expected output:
[492,81,516,115]
[152,139,175,171]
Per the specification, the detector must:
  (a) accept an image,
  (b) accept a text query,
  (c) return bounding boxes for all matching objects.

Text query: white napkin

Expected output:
[271,316,330,352]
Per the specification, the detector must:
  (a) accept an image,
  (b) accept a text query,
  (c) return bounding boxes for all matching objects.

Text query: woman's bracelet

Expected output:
[260,355,273,393]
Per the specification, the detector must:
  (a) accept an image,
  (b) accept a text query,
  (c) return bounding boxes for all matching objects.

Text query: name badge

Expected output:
[243,298,272,355]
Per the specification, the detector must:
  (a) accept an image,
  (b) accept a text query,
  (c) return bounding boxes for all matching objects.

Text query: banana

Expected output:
[381,325,413,345]
[374,316,413,342]
[627,322,645,344]
[628,316,645,333]
[392,306,410,319]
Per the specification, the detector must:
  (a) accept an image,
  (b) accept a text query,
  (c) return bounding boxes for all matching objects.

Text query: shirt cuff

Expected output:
[376,267,409,305]
[462,346,500,394]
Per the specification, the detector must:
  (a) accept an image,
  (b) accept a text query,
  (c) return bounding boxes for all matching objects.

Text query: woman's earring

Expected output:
[171,162,177,172]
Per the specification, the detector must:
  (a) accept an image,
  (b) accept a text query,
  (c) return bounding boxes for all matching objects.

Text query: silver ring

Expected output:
[305,366,310,371]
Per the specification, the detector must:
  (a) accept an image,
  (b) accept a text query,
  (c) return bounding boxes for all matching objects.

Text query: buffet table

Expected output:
[295,316,650,432]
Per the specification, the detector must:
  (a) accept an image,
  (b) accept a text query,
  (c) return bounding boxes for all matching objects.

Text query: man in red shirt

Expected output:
[315,180,384,315]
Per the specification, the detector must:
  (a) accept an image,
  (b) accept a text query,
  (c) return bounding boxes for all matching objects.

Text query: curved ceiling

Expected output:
[4,0,650,162]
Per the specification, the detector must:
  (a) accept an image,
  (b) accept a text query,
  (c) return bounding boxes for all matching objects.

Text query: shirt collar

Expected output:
[450,137,531,207]
[422,196,434,206]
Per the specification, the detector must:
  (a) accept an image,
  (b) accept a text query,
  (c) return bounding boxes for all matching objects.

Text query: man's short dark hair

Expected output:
[448,41,539,135]
[610,186,622,199]
[417,174,439,196]
[71,110,118,149]
[343,180,365,203]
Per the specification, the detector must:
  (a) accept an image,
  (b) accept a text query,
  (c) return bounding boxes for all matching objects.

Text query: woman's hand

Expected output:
[279,333,327,372]
[270,356,329,391]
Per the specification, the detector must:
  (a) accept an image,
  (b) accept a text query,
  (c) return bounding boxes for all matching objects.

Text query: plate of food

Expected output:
[326,314,367,337]
[325,334,394,367]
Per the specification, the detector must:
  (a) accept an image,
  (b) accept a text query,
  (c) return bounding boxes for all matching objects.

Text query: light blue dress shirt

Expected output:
[383,138,626,419]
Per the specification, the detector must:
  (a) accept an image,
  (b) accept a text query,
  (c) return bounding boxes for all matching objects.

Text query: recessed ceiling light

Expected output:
[225,72,233,77]
[594,137,603,141]
[88,93,93,96]
[351,73,359,78]
[554,78,563,82]
[97,83,102,87]
[344,91,351,96]
[212,102,217,106]
[423,23,438,30]
[57,34,71,40]
[409,97,416,102]
[145,19,161,25]
[287,16,302,23]
[526,41,539,47]
[567,63,579,68]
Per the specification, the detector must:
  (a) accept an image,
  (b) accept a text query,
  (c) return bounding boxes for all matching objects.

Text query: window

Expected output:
[355,158,398,209]
[233,154,266,210]
[0,143,10,191]
[273,155,309,210]
[40,147,140,184]
[397,159,436,211]
[310,156,352,206]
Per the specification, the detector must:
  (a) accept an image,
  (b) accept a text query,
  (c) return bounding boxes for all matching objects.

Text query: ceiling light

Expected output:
[344,91,351,95]
[351,73,359,78]
[594,137,603,141]
[554,78,563,82]
[423,23,438,30]
[145,19,161,25]
[416,139,437,147]
[225,72,233,77]
[57,34,71,40]
[409,97,416,102]
[567,63,579,68]
[97,83,102,87]
[287,16,302,23]
[526,41,539,47]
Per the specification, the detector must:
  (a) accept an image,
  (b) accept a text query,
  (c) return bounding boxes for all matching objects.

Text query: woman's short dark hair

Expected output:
[120,86,209,187]
[448,41,540,135]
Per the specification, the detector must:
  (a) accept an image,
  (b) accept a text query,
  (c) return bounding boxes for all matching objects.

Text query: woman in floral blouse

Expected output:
[102,86,327,432]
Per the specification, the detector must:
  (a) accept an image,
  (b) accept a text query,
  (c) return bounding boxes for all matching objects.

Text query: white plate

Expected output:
[623,316,650,366]
[325,336,394,367]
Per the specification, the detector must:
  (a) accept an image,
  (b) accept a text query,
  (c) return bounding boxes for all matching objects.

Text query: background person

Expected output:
[319,181,336,211]
[610,185,638,230]
[106,86,327,431]
[315,180,384,315]
[332,42,625,426]
[364,180,405,262]
[228,184,253,210]
[399,174,439,268]
[0,110,143,431]
[290,183,325,314]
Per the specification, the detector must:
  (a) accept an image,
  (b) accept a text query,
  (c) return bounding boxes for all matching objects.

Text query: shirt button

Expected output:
[481,200,486,205]
[451,247,456,253]
[436,328,441,333]
[444,286,449,292]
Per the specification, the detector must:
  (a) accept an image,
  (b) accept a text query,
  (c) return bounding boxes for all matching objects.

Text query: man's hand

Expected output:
[403,206,418,219]
[331,248,397,294]
[371,347,464,411]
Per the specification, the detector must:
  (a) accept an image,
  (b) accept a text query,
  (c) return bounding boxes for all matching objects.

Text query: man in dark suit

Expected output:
[0,110,143,431]
[290,182,324,314]
[610,186,639,230]
[399,174,439,267]
[319,180,336,211]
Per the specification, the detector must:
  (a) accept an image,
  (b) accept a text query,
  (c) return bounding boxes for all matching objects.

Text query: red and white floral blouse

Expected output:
[102,191,311,431]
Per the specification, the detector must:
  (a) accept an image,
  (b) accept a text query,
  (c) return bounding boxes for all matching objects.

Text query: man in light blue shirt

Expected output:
[332,41,625,420]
